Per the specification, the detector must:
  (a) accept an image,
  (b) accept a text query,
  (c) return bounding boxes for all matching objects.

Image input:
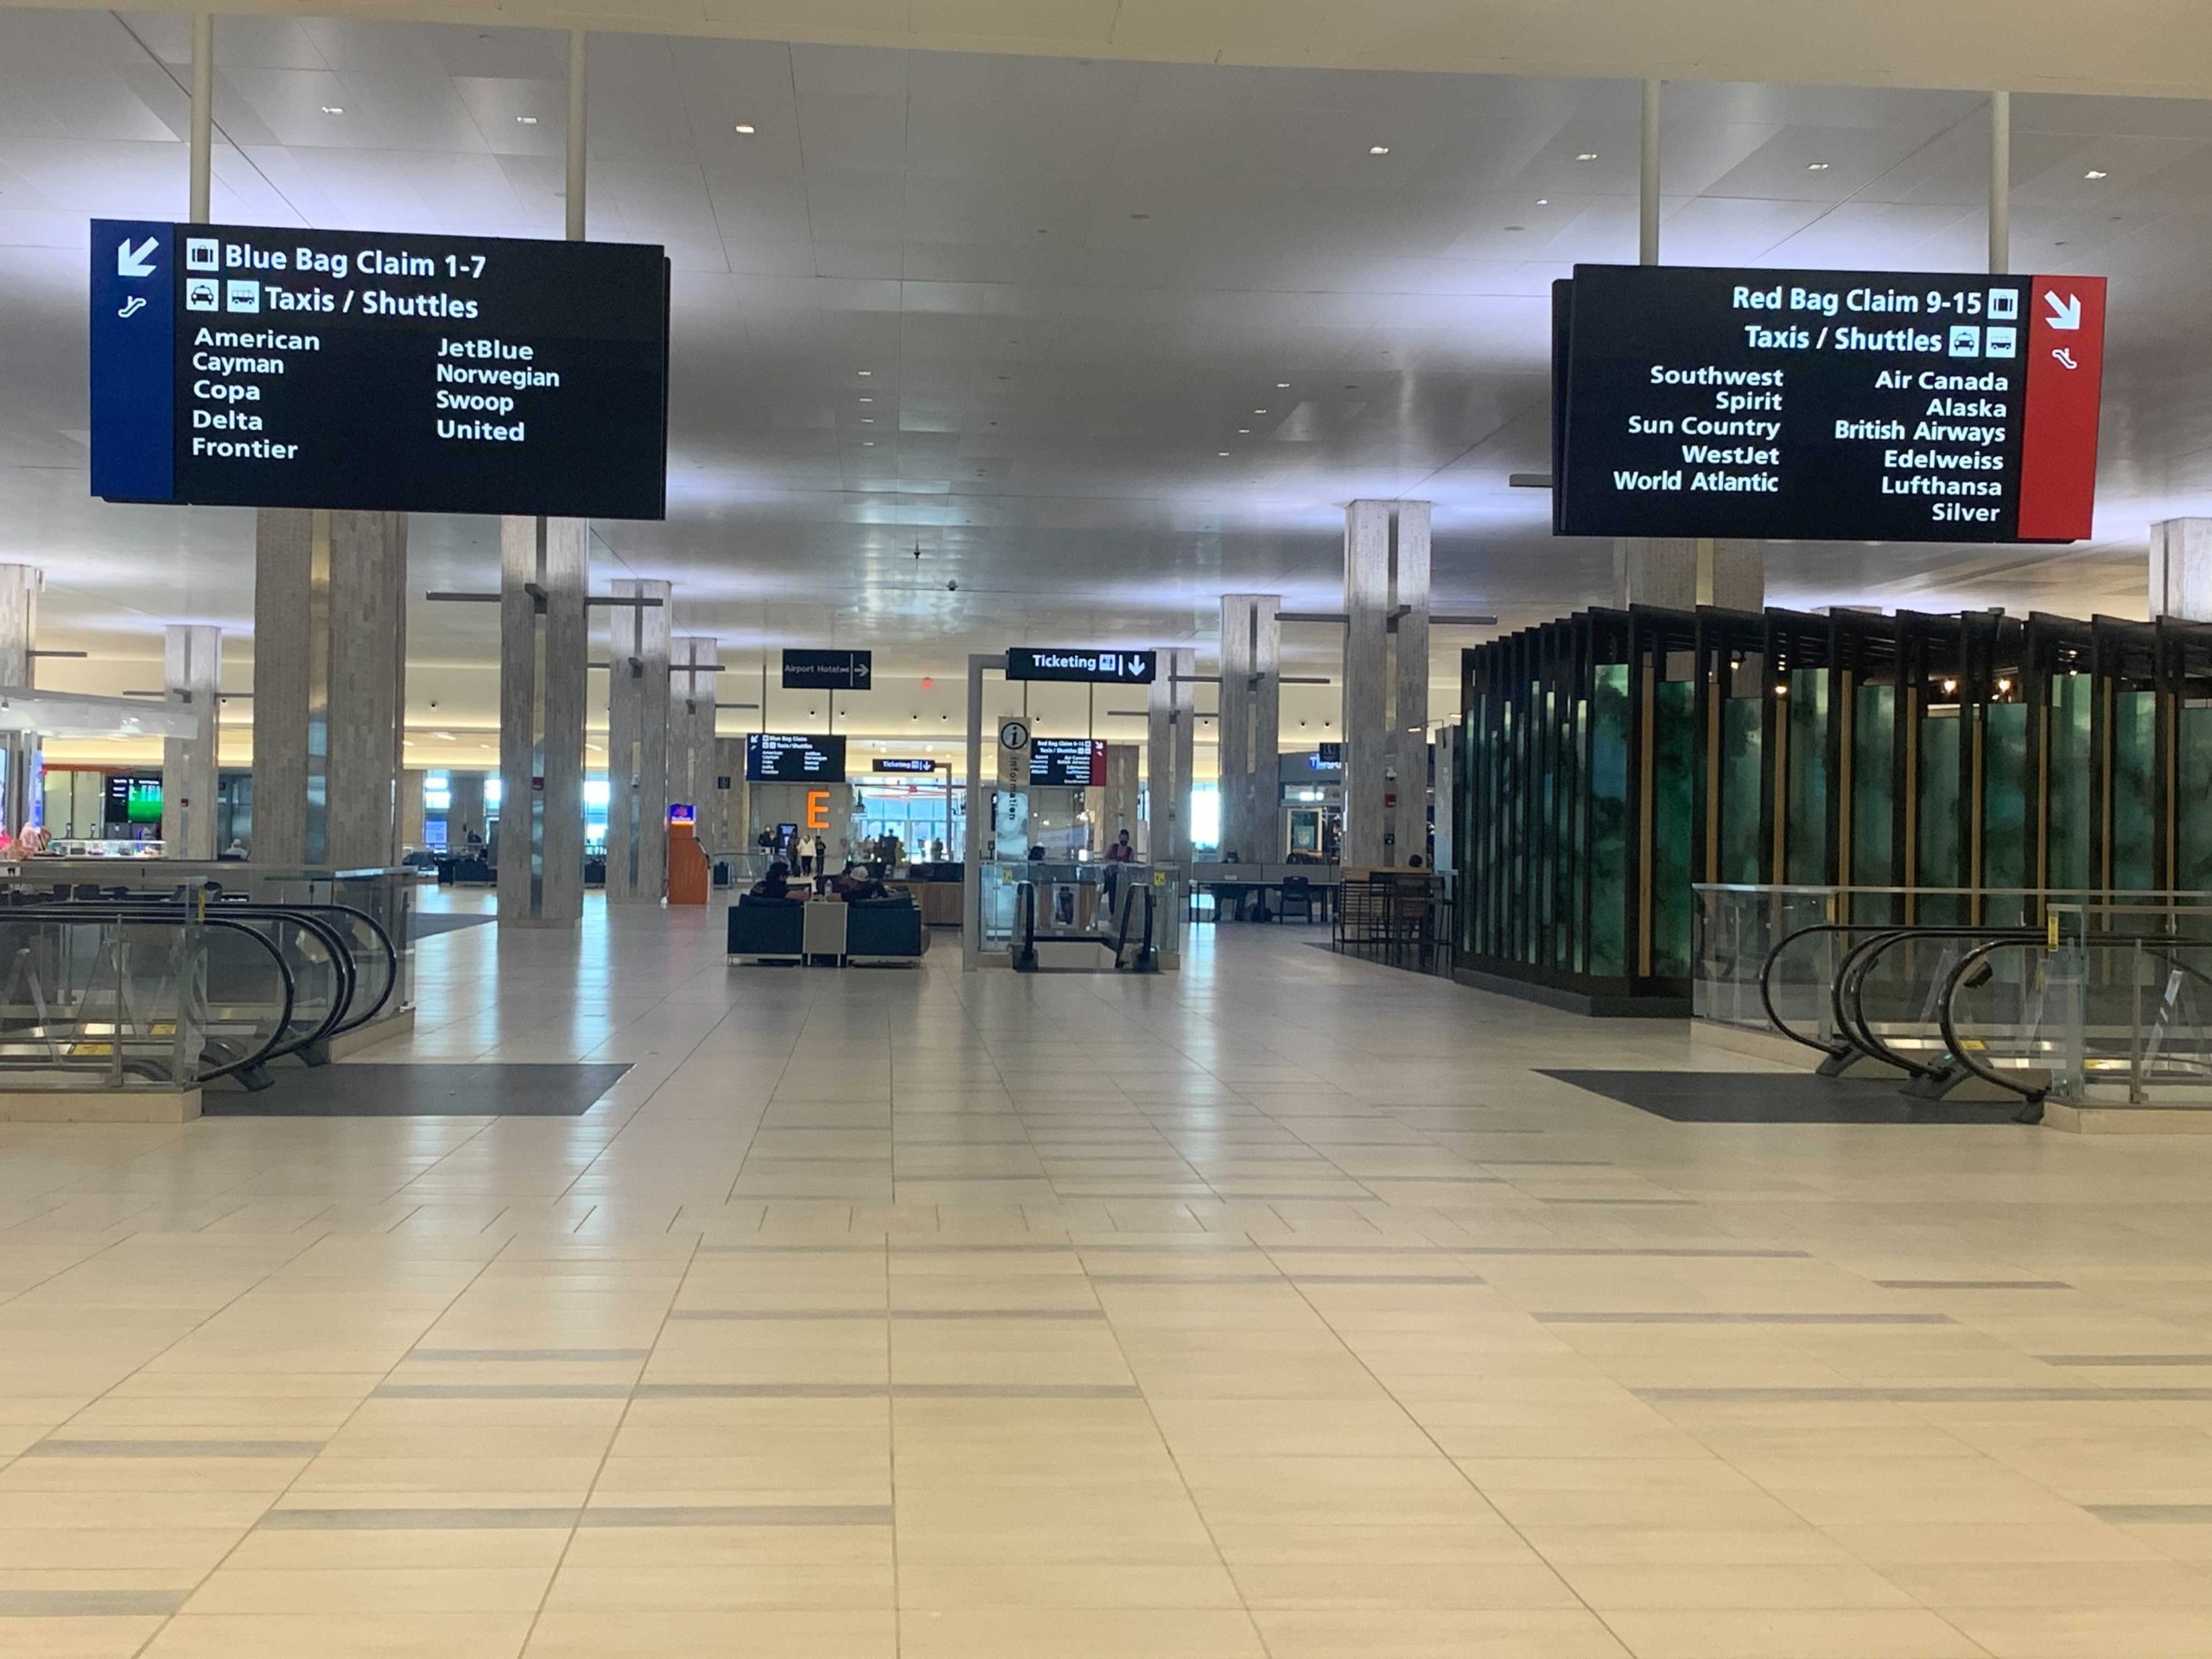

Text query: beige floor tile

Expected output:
[1599,1607,1989,1659]
[137,1612,534,1659]
[1252,1609,1634,1658]
[896,1607,1268,1658]
[181,1567,555,1614]
[543,1562,893,1610]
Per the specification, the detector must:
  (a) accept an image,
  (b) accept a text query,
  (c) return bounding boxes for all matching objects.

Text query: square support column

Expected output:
[0,566,42,836]
[1616,537,1764,612]
[1342,500,1394,868]
[252,509,408,868]
[1145,647,1196,867]
[668,637,721,826]
[161,624,222,859]
[448,772,486,846]
[603,577,671,903]
[1390,503,1431,863]
[498,515,587,925]
[1102,743,1140,850]
[1218,594,1282,864]
[2152,519,2212,621]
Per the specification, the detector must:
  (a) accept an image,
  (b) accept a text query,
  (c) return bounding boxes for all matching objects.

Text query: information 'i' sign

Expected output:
[1552,264,2107,543]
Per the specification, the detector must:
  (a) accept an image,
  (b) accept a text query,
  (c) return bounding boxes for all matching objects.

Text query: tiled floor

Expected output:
[5,895,2212,1656]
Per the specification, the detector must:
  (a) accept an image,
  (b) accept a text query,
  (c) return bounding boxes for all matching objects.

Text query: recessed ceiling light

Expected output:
[1574,151,1598,162]
[321,105,344,115]
[859,397,872,403]
[1238,428,1251,434]
[734,123,756,134]
[1275,382,1290,388]
[1806,161,1830,170]
[1536,197,1548,205]
[1368,145,1390,156]
[2084,168,2108,179]
[857,369,872,376]
[862,440,874,446]
[861,418,874,423]
[516,115,538,124]
[1217,450,1230,457]
[1253,408,1267,415]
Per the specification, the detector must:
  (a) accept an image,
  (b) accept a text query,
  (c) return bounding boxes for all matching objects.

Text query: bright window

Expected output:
[583,778,612,810]
[1189,785,1220,852]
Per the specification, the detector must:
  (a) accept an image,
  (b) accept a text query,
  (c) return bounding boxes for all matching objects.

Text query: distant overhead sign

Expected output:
[89,219,671,518]
[746,733,847,783]
[1552,264,2106,543]
[782,648,872,690]
[1006,648,1157,684]
[872,757,938,773]
[1029,738,1106,787]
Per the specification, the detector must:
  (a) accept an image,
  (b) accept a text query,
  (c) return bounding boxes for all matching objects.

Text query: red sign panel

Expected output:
[2017,274,2107,542]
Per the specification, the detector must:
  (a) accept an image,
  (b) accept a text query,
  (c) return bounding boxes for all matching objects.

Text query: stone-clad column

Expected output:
[1145,647,1196,866]
[667,637,720,821]
[448,772,486,845]
[1389,505,1431,863]
[498,515,587,925]
[253,510,408,867]
[161,624,221,859]
[2152,519,2212,621]
[0,566,42,836]
[603,577,671,903]
[1218,594,1282,865]
[1616,537,1764,611]
[1342,500,1392,868]
[1102,743,1139,848]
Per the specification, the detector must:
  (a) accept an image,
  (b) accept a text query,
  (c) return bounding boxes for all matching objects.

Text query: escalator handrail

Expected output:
[1759,923,1917,1055]
[17,902,353,1062]
[1838,925,2044,1079]
[0,909,297,1085]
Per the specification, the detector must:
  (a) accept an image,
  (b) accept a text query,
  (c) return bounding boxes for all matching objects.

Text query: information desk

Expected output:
[1189,862,1341,924]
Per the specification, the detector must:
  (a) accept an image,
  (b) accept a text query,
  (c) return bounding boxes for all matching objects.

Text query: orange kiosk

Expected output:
[666,803,709,906]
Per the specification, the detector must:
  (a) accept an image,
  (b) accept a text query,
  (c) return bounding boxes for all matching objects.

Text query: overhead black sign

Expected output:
[1315,741,1343,765]
[872,757,938,774]
[1006,648,1156,684]
[1553,264,2106,544]
[1029,738,1106,787]
[782,649,873,691]
[90,219,671,518]
[746,734,847,783]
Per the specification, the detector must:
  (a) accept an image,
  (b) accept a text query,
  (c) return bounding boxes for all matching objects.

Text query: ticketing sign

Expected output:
[90,219,671,518]
[1005,648,1157,683]
[1552,264,2107,543]
[872,757,938,773]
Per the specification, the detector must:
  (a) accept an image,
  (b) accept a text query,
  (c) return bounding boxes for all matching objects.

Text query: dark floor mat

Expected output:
[410,912,497,938]
[204,1062,630,1116]
[1541,1070,2032,1124]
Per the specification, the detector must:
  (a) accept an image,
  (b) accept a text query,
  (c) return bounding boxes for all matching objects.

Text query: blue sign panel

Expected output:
[88,219,175,502]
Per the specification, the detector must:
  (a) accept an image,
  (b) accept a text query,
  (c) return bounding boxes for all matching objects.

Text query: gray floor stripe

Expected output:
[668,1310,884,1321]
[1266,1244,1810,1259]
[372,1384,634,1399]
[260,1508,579,1530]
[632,1382,1140,1400]
[666,1309,1103,1322]
[0,1590,188,1617]
[1639,1385,2212,1402]
[2088,1504,2212,1523]
[1874,1278,2073,1290]
[1539,1312,1955,1325]
[1090,1274,1289,1285]
[21,1439,325,1458]
[2040,1354,2212,1366]
[407,1348,652,1363]
[580,1504,891,1527]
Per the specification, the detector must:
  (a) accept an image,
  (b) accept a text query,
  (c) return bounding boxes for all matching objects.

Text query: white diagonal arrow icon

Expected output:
[2044,289,2082,330]
[116,235,159,278]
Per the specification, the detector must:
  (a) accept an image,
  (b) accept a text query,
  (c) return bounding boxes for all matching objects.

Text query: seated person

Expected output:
[748,861,795,899]
[830,862,888,903]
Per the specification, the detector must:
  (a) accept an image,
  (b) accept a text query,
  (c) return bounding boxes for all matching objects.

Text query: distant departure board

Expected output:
[1553,264,2106,543]
[1028,738,1106,787]
[747,734,847,783]
[89,219,670,518]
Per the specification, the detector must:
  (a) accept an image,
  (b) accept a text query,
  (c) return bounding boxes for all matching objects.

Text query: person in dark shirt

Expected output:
[749,861,793,899]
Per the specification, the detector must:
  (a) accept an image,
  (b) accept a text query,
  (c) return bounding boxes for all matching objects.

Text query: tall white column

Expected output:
[1390,504,1431,864]
[1102,743,1139,849]
[0,567,41,838]
[668,637,720,822]
[448,772,486,845]
[161,623,221,858]
[1145,648,1196,867]
[603,578,671,903]
[252,510,408,867]
[1218,594,1282,864]
[1342,500,1393,868]
[2151,519,2212,621]
[498,515,587,924]
[1616,537,1764,611]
